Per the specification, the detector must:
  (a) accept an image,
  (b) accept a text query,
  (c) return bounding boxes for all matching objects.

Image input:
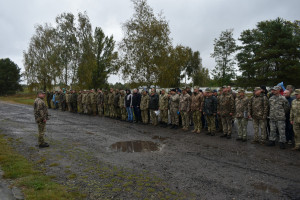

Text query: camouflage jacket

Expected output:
[82,93,87,104]
[66,93,71,103]
[290,99,300,123]
[179,93,191,112]
[34,97,48,123]
[59,93,66,102]
[235,96,249,118]
[218,93,235,116]
[159,94,168,110]
[77,94,82,104]
[140,94,150,110]
[269,95,289,121]
[119,94,125,108]
[107,92,115,105]
[170,93,180,110]
[71,93,77,103]
[96,92,104,105]
[114,93,120,107]
[191,92,204,111]
[203,96,217,116]
[103,93,109,106]
[248,94,269,120]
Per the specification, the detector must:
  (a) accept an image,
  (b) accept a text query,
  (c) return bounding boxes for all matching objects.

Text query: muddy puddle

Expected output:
[251,182,280,194]
[111,141,160,153]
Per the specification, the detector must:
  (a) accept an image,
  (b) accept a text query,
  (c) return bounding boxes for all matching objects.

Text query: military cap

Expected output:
[37,90,45,94]
[294,89,300,95]
[238,89,245,93]
[271,86,281,91]
[254,87,261,91]
[193,86,199,90]
[205,88,212,92]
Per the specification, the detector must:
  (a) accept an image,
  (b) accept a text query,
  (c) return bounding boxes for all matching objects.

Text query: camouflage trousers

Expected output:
[192,110,202,131]
[181,111,190,129]
[67,102,72,112]
[160,109,168,124]
[78,103,83,113]
[269,120,286,143]
[170,108,179,125]
[252,119,267,142]
[83,104,88,114]
[109,104,115,118]
[120,107,127,121]
[150,109,158,126]
[141,109,149,124]
[115,107,121,118]
[104,105,109,116]
[97,104,103,116]
[221,115,232,135]
[236,118,248,139]
[92,104,97,115]
[37,122,46,145]
[293,123,300,149]
[206,115,215,133]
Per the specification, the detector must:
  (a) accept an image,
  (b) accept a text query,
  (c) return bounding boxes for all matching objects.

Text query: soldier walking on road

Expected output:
[203,88,217,136]
[235,89,249,142]
[159,89,169,127]
[149,88,159,126]
[140,90,150,124]
[218,86,235,139]
[34,91,49,148]
[290,89,300,151]
[170,89,180,129]
[191,86,204,134]
[266,86,290,149]
[179,88,191,131]
[248,87,269,144]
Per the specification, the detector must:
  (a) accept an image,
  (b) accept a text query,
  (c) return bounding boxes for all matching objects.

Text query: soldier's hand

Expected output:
[291,121,294,125]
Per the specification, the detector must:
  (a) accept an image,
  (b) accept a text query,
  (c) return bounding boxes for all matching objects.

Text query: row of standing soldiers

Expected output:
[47,85,300,150]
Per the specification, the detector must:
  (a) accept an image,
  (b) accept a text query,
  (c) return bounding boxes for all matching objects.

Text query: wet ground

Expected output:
[0,101,300,199]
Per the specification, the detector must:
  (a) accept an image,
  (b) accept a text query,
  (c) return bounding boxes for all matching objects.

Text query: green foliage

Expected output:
[0,58,22,95]
[193,67,211,87]
[236,18,300,87]
[211,29,237,86]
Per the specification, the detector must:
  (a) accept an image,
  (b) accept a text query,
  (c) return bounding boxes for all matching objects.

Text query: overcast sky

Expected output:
[0,0,299,84]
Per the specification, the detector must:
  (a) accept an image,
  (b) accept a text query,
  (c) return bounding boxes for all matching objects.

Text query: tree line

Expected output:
[22,0,300,92]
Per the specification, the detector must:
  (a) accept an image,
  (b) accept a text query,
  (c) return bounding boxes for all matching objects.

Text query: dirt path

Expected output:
[0,101,299,199]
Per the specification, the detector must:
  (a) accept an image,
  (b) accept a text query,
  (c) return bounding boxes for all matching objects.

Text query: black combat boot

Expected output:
[266,141,275,146]
[279,142,286,149]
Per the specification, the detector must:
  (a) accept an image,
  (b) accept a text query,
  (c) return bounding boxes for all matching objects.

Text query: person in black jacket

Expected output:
[125,89,133,122]
[203,88,217,136]
[149,88,159,126]
[131,89,141,123]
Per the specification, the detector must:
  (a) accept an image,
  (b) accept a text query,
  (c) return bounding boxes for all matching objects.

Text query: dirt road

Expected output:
[0,101,299,199]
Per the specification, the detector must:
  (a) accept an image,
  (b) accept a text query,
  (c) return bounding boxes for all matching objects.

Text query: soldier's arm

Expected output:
[248,97,252,118]
[200,94,204,111]
[263,96,269,119]
[230,96,235,114]
[290,101,294,123]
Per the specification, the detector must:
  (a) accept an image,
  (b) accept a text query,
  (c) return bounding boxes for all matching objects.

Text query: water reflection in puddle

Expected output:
[111,141,160,153]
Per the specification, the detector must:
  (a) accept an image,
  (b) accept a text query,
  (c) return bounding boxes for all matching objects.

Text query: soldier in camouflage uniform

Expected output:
[290,89,300,151]
[191,86,204,133]
[266,86,290,149]
[59,89,66,111]
[170,89,180,129]
[114,89,121,119]
[34,91,49,148]
[159,89,169,127]
[149,88,159,126]
[218,86,235,139]
[179,88,191,131]
[82,90,88,114]
[203,88,217,136]
[140,90,150,124]
[235,89,249,142]
[71,90,78,113]
[103,90,109,117]
[89,89,97,115]
[96,89,104,117]
[108,88,115,118]
[66,90,72,112]
[216,88,223,132]
[119,90,127,121]
[77,91,83,114]
[248,87,269,144]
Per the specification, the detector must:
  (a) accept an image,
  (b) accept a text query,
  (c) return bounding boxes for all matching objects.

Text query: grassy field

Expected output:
[0,133,84,199]
[0,93,36,105]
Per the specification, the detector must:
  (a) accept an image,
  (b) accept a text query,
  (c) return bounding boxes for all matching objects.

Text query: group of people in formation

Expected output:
[45,84,300,151]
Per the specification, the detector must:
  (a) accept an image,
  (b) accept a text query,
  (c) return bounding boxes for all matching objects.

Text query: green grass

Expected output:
[0,134,84,200]
[0,93,36,105]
